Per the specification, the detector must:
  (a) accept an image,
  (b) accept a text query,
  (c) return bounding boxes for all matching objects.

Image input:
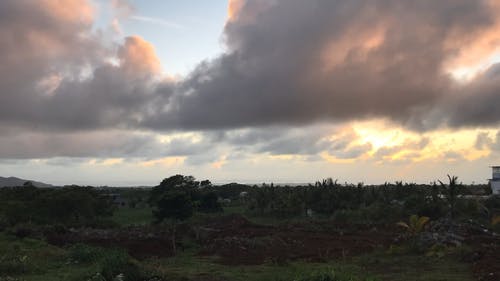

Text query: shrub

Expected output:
[68,244,103,264]
[0,254,29,275]
[396,215,430,236]
[68,248,146,281]
[99,249,144,281]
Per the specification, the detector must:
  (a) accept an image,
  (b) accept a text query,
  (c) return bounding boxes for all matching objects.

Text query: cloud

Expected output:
[475,130,500,151]
[0,130,154,159]
[0,0,179,133]
[209,125,372,160]
[118,35,162,76]
[475,132,494,150]
[0,130,213,160]
[2,0,500,162]
[374,137,429,159]
[3,0,500,133]
[143,0,500,131]
[442,64,500,129]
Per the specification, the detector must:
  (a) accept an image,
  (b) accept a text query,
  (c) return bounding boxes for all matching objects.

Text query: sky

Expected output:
[1,0,500,186]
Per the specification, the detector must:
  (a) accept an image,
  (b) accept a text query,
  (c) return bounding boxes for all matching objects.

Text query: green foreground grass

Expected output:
[141,247,473,281]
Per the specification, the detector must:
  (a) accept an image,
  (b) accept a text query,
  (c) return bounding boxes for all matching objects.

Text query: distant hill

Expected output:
[0,176,53,188]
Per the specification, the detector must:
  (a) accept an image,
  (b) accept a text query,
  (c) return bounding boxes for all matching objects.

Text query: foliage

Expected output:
[148,175,199,207]
[438,175,461,218]
[244,179,465,222]
[153,191,193,224]
[397,215,430,236]
[98,249,144,281]
[149,174,222,218]
[198,191,223,213]
[149,175,203,255]
[0,186,114,227]
[68,243,103,264]
[0,253,29,275]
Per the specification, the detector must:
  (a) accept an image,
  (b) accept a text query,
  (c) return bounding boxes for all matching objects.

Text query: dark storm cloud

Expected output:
[144,0,500,131]
[443,64,500,129]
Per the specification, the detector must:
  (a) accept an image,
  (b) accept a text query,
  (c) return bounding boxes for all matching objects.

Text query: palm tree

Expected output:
[438,175,459,219]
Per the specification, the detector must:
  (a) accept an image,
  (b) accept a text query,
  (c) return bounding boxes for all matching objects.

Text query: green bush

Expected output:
[0,254,29,275]
[67,246,146,281]
[99,249,144,281]
[68,244,103,264]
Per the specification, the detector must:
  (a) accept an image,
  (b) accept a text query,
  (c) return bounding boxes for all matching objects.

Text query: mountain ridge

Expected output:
[0,176,53,187]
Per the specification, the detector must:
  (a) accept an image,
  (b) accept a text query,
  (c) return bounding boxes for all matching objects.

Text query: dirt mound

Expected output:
[197,216,396,265]
[46,227,175,259]
[468,234,500,281]
[203,214,251,229]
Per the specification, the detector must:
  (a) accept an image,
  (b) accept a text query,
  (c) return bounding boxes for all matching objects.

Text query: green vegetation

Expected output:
[0,175,497,280]
[0,186,114,228]
[397,215,430,236]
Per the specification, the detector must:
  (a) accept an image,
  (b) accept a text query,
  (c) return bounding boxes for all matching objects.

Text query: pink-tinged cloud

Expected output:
[119,35,162,76]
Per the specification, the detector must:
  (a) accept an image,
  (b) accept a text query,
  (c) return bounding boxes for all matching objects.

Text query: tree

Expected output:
[149,175,199,206]
[0,186,113,227]
[198,192,223,213]
[150,175,201,254]
[439,175,460,218]
[199,180,212,188]
[153,191,193,254]
[153,191,193,223]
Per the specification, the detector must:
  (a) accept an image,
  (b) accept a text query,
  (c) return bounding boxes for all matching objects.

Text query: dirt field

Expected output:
[45,215,499,281]
[46,226,176,259]
[197,215,396,265]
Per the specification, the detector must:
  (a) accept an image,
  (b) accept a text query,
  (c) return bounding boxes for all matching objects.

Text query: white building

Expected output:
[490,166,500,195]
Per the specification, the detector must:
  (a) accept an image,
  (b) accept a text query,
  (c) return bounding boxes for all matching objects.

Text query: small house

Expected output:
[490,166,500,195]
